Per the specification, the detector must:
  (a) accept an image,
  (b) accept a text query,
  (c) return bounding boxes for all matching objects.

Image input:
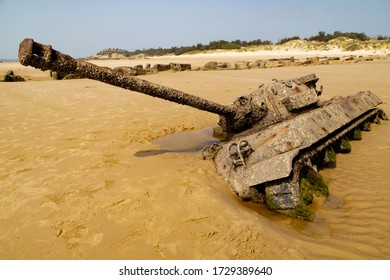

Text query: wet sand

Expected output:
[0,57,389,259]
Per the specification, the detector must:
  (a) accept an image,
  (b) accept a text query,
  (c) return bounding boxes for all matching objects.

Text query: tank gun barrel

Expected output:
[18,38,235,117]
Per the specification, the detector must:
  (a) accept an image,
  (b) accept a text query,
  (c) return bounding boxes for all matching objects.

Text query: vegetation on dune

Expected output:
[95,31,390,58]
[307,31,370,42]
[96,48,133,57]
[97,39,272,57]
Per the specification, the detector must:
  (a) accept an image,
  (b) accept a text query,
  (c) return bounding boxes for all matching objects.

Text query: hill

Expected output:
[91,31,390,59]
[275,37,390,52]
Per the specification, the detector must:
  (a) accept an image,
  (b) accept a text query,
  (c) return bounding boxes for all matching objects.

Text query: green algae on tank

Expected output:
[300,167,329,197]
[335,138,352,153]
[351,128,362,140]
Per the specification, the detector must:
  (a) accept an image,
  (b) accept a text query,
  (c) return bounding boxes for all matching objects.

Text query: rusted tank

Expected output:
[18,38,388,220]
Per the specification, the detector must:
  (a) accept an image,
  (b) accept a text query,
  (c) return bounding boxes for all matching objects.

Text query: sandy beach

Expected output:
[0,51,389,259]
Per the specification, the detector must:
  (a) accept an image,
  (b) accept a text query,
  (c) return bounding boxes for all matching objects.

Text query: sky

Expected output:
[1,0,389,59]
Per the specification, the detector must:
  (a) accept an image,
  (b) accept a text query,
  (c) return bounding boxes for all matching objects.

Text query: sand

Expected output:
[0,52,389,259]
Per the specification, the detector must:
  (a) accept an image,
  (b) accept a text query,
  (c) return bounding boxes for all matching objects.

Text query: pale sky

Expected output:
[0,0,389,59]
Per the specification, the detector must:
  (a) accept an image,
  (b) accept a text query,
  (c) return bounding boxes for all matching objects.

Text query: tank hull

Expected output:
[213,91,386,219]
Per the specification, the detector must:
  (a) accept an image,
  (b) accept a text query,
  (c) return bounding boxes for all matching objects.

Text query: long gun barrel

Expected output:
[18,38,323,137]
[18,38,235,117]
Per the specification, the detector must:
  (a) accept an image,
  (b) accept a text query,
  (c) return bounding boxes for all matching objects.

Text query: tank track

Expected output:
[264,108,387,220]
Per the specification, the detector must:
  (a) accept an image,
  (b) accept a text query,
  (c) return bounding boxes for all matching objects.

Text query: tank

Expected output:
[18,38,388,220]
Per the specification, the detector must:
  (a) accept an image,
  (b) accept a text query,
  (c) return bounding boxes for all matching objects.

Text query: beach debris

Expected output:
[1,70,25,82]
[235,61,250,70]
[169,63,191,72]
[200,54,381,71]
[50,70,80,80]
[112,63,191,76]
[18,38,388,220]
[203,61,232,70]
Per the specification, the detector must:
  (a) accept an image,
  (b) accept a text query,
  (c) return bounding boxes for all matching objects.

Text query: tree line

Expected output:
[96,31,389,57]
[97,38,272,57]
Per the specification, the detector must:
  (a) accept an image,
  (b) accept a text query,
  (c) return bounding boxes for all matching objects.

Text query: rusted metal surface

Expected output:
[213,92,383,202]
[18,38,235,118]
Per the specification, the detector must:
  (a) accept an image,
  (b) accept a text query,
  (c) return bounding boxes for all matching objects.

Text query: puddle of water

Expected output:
[134,149,170,157]
[134,127,221,157]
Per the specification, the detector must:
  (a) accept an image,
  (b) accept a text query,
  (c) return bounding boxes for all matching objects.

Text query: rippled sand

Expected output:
[0,58,389,259]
